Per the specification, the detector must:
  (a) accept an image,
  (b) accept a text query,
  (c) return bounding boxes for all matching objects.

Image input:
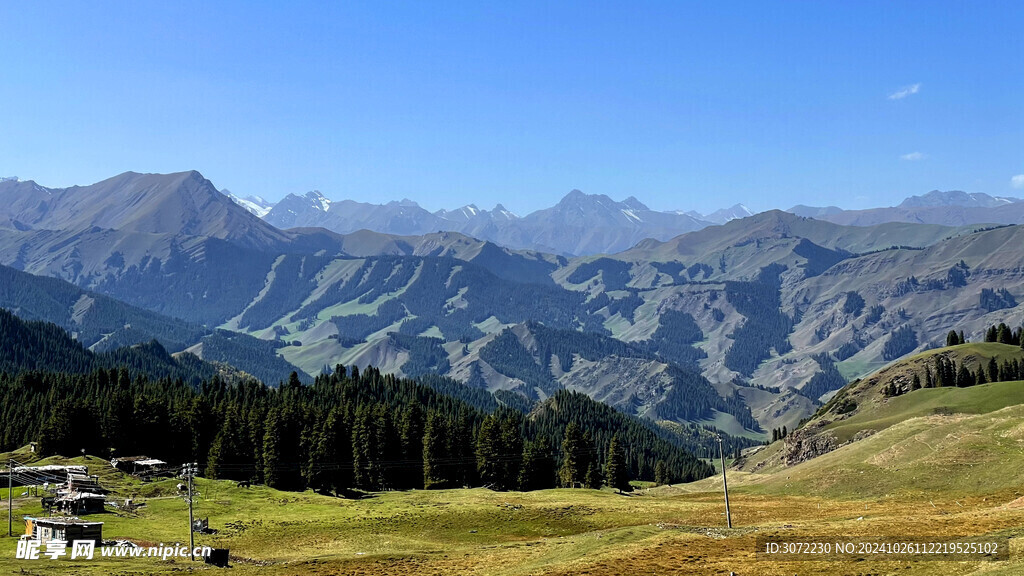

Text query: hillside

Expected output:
[0,263,207,352]
[736,341,1024,476]
[0,308,233,385]
[701,401,1024,502]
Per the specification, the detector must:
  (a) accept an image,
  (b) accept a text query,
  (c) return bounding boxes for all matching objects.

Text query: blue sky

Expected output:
[2,1,1021,215]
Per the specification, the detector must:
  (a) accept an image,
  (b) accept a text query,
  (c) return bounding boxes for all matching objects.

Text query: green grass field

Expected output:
[3,415,1023,576]
[827,379,1024,443]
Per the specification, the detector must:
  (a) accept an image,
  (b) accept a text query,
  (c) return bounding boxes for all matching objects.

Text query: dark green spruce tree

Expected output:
[605,434,631,493]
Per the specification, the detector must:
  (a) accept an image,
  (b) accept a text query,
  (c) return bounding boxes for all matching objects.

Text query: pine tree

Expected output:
[450,408,476,487]
[520,437,556,491]
[956,363,973,388]
[654,460,669,486]
[476,414,501,488]
[559,421,585,488]
[988,357,1000,383]
[351,404,373,489]
[398,403,425,489]
[262,406,283,489]
[998,323,1012,344]
[423,410,449,489]
[605,434,630,493]
[585,462,603,490]
[247,406,267,484]
[303,410,330,492]
[911,373,921,390]
[925,367,934,388]
[37,399,76,456]
[372,404,398,490]
[581,429,596,481]
[946,330,960,347]
[207,406,247,480]
[497,413,524,491]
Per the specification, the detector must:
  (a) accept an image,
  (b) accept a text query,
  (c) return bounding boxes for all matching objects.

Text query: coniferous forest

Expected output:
[0,308,714,491]
[0,366,713,492]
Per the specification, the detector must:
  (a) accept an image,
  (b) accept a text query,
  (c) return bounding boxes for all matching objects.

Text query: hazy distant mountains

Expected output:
[260,189,712,255]
[788,190,1023,227]
[243,186,1024,255]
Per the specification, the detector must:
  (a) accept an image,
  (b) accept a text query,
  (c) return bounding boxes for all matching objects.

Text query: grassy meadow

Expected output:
[2,378,1023,575]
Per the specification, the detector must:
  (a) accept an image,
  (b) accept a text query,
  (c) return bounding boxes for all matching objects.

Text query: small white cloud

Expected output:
[888,83,921,100]
[1012,174,1024,189]
[901,152,926,161]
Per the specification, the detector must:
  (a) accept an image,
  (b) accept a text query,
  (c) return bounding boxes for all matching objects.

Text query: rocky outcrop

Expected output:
[783,423,838,465]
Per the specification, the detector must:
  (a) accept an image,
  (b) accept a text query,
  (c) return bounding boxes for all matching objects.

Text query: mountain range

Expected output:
[787,190,1023,227]
[236,186,1022,256]
[260,189,711,256]
[3,170,1024,439]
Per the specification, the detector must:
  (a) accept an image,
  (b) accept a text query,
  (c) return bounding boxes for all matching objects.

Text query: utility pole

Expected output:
[182,463,197,560]
[717,437,732,529]
[7,458,12,536]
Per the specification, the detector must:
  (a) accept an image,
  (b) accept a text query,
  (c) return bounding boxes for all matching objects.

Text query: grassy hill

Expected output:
[735,342,1024,487]
[721,402,1024,499]
[824,379,1024,444]
[814,342,1024,440]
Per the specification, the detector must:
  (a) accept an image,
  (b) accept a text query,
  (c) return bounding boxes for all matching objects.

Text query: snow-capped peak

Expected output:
[702,204,754,224]
[304,190,331,212]
[0,176,18,183]
[224,189,275,218]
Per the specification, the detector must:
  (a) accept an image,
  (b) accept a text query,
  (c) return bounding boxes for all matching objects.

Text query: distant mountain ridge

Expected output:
[898,190,1020,208]
[262,188,711,255]
[787,190,1024,227]
[245,185,1024,255]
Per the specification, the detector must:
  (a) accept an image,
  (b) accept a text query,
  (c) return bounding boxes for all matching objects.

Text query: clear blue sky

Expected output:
[2,1,1021,215]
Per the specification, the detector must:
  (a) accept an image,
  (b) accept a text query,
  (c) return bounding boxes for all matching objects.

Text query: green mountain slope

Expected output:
[0,308,227,385]
[0,263,207,352]
[736,341,1024,479]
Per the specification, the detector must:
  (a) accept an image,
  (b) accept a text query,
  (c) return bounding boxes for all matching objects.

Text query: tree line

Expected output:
[0,364,713,494]
[883,323,1024,397]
